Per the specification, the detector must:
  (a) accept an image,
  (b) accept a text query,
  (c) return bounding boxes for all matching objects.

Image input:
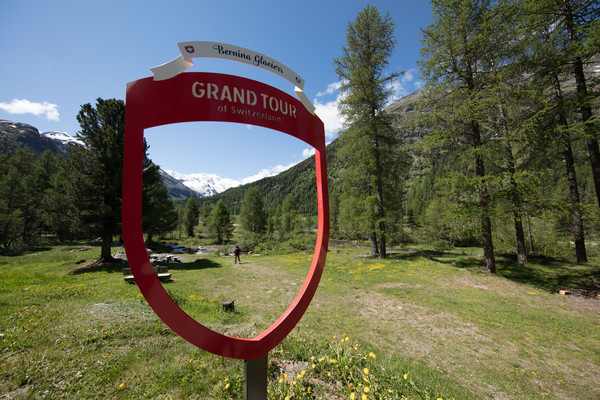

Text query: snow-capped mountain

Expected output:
[162,168,283,197]
[41,131,84,146]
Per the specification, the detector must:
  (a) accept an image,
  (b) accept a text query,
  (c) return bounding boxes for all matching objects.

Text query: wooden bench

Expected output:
[124,273,172,284]
[122,265,168,275]
[123,264,171,284]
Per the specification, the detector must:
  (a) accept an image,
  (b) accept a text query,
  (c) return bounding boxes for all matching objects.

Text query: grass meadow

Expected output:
[1,244,599,399]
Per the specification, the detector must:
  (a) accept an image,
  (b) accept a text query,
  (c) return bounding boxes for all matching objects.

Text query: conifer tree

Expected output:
[519,0,596,263]
[208,200,233,244]
[420,0,498,272]
[334,5,400,258]
[183,198,199,237]
[69,98,125,261]
[240,187,266,234]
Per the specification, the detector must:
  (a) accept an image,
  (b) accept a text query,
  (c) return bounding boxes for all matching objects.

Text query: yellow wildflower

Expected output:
[225,383,230,389]
[403,373,408,380]
[350,393,356,400]
[364,386,370,393]
[362,395,368,400]
[369,352,377,359]
[119,382,126,389]
[363,368,369,375]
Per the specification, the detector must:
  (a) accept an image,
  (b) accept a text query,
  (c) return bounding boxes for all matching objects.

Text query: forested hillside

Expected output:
[197,139,342,216]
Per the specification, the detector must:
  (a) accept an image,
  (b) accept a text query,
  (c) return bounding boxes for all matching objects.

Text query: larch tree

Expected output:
[208,200,233,244]
[519,0,597,263]
[333,5,401,259]
[240,187,267,234]
[419,0,498,273]
[183,198,199,237]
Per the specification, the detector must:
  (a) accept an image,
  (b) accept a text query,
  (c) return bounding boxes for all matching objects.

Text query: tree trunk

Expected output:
[472,120,496,273]
[374,140,387,259]
[499,102,527,265]
[553,73,588,263]
[100,233,114,261]
[370,231,379,256]
[563,139,588,263]
[563,0,600,209]
[525,211,535,254]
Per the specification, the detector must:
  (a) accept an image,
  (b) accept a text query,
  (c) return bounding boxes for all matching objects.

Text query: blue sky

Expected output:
[1,0,431,180]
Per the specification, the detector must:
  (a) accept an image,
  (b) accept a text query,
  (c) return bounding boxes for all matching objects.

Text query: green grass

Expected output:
[1,244,599,399]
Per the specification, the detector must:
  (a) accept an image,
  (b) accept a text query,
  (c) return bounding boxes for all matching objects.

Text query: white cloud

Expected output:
[302,147,315,158]
[0,99,60,121]
[314,95,345,139]
[316,81,343,97]
[386,68,420,106]
[313,81,347,139]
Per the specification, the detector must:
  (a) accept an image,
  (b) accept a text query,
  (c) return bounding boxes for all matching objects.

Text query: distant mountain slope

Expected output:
[159,168,204,199]
[199,139,342,215]
[0,120,65,155]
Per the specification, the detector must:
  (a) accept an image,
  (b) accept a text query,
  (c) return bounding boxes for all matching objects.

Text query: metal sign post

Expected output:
[244,354,268,400]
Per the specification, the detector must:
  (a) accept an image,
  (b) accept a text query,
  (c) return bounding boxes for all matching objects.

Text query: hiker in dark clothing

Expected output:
[234,246,241,264]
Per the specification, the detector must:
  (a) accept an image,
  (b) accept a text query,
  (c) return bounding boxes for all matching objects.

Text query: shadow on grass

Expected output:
[389,248,600,292]
[158,258,223,271]
[71,258,223,275]
[495,254,600,292]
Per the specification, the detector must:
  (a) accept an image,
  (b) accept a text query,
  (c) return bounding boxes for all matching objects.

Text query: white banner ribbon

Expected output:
[150,41,315,114]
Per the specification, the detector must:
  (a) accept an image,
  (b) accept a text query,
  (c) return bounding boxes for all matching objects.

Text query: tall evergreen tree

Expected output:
[240,187,266,234]
[520,0,594,263]
[334,5,401,258]
[420,0,498,272]
[183,198,199,237]
[279,194,299,235]
[208,200,233,244]
[69,98,125,261]
[560,0,600,208]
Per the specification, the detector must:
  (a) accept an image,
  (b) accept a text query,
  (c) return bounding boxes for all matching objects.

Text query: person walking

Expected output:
[234,246,241,264]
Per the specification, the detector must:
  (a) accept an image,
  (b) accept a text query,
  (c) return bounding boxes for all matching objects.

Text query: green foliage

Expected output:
[334,5,405,258]
[183,198,199,237]
[208,200,233,244]
[239,187,266,234]
[420,197,479,247]
[142,159,178,242]
[68,98,126,259]
[279,194,300,236]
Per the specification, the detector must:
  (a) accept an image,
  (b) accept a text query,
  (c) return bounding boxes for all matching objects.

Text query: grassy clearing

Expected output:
[1,244,599,399]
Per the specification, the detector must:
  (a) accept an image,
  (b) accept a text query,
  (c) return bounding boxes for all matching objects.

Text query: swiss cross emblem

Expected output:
[185,46,194,53]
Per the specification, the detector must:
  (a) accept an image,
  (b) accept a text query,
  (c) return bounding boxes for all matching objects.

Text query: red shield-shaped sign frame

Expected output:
[122,72,329,360]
